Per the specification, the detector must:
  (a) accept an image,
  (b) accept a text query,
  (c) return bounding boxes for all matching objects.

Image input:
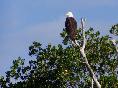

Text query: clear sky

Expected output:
[0,0,118,76]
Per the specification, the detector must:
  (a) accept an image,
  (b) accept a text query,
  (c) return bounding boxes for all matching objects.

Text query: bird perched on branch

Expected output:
[65,11,79,46]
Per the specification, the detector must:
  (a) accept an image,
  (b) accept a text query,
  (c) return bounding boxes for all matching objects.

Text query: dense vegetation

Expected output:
[0,24,118,88]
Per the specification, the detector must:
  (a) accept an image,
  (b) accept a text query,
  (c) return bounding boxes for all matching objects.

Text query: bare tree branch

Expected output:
[111,39,118,53]
[80,18,101,88]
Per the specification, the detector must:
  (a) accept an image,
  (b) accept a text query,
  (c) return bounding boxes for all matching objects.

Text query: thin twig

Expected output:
[80,18,101,88]
[92,79,94,88]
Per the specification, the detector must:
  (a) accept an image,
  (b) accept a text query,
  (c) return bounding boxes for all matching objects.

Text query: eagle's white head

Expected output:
[66,11,74,17]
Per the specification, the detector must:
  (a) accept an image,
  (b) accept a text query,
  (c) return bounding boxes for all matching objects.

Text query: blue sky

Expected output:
[0,0,118,76]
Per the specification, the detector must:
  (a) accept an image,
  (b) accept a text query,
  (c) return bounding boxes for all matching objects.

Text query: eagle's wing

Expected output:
[65,17,77,41]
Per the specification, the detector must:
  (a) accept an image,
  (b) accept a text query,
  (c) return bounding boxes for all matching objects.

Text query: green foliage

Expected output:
[0,27,118,88]
[110,24,118,35]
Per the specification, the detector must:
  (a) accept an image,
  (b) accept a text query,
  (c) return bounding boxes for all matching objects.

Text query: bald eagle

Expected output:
[65,12,79,46]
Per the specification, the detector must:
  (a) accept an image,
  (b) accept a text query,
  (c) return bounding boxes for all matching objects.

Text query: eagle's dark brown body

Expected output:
[65,17,77,42]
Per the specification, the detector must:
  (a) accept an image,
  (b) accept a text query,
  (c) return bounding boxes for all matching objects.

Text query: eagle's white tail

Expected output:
[71,40,79,47]
[75,40,79,46]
